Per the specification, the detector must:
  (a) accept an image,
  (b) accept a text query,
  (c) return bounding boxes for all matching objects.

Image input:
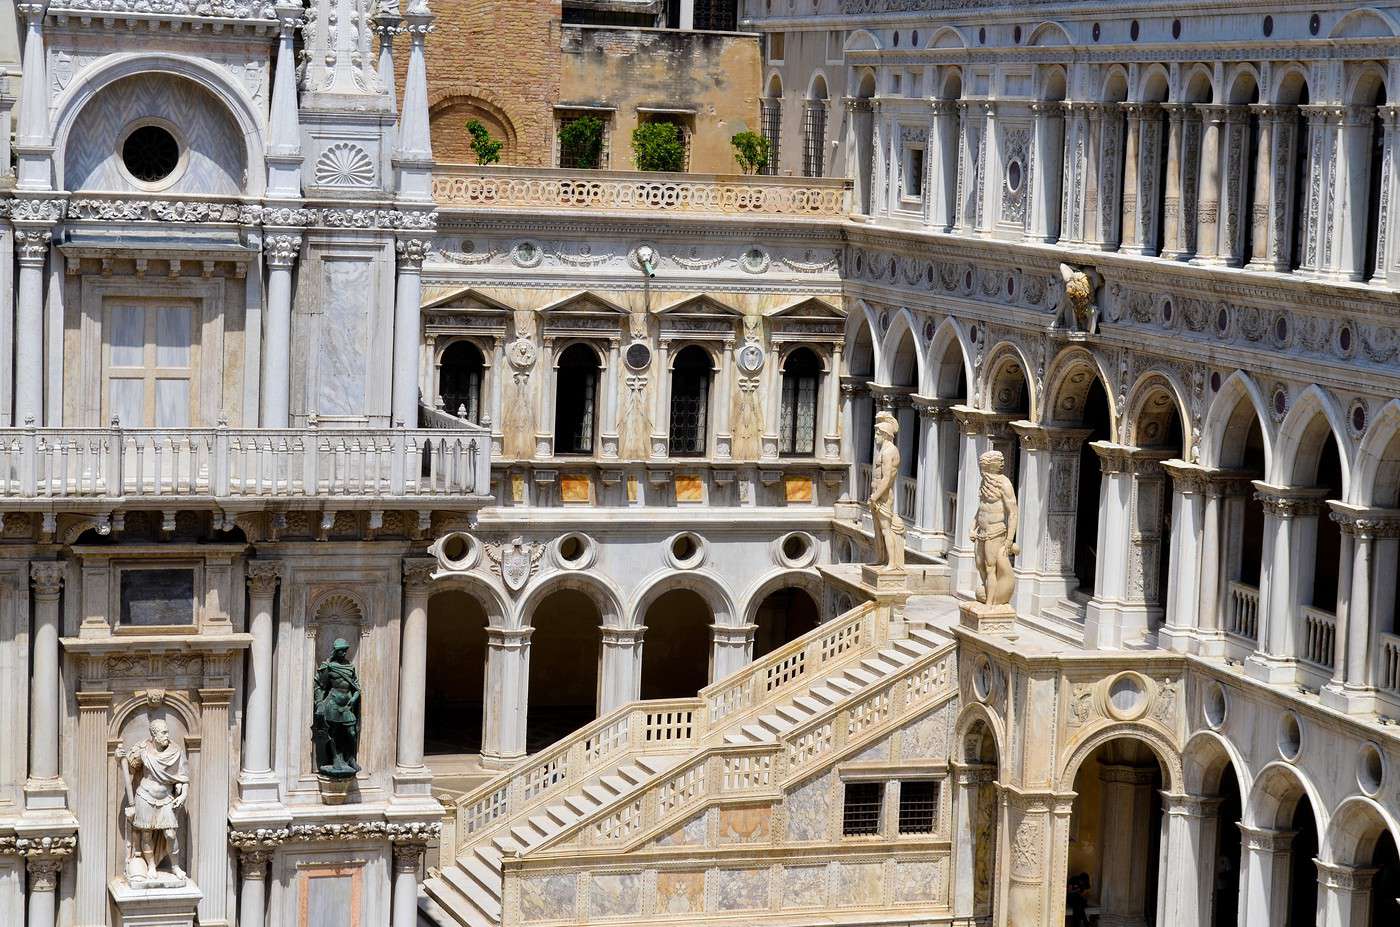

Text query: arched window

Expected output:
[669,346,713,457]
[554,343,600,455]
[761,75,783,177]
[438,340,484,422]
[780,348,822,456]
[803,76,829,178]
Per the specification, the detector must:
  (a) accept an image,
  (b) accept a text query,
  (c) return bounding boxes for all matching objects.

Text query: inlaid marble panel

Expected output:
[894,860,944,903]
[785,773,832,842]
[834,862,882,907]
[781,865,829,908]
[899,705,951,760]
[853,735,889,763]
[717,806,770,845]
[655,871,704,915]
[653,812,706,848]
[520,874,576,923]
[589,872,641,918]
[316,259,372,416]
[711,868,767,911]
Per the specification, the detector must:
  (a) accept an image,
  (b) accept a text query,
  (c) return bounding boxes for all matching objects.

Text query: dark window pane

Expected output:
[669,347,711,456]
[555,345,599,455]
[898,780,938,834]
[842,781,883,836]
[121,569,196,626]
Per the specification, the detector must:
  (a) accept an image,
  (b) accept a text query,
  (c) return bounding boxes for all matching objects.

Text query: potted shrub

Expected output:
[631,121,686,173]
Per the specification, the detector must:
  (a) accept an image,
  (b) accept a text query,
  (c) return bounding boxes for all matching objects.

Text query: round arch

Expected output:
[1137,64,1171,103]
[1331,7,1400,39]
[1351,398,1400,505]
[1059,723,1183,795]
[1181,64,1217,104]
[1323,796,1400,867]
[1244,760,1327,832]
[807,71,831,102]
[740,568,826,627]
[981,340,1037,418]
[551,339,609,369]
[1123,369,1190,452]
[1099,66,1130,103]
[429,571,511,629]
[765,71,783,98]
[51,54,266,195]
[1181,728,1252,798]
[630,569,737,629]
[1040,346,1117,431]
[1273,64,1313,104]
[844,28,882,52]
[926,25,967,49]
[518,570,625,630]
[1271,384,1353,494]
[1224,64,1262,105]
[953,703,1007,769]
[1199,371,1274,471]
[1027,21,1072,47]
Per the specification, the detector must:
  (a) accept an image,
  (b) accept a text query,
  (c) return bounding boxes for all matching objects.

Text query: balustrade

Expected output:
[1225,581,1260,641]
[1380,632,1400,696]
[1299,606,1337,672]
[896,474,917,521]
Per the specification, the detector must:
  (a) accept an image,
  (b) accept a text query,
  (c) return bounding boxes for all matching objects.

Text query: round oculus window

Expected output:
[121,123,181,186]
[1006,159,1024,193]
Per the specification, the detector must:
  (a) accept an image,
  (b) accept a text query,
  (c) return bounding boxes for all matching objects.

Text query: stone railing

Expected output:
[896,474,917,521]
[1226,581,1260,641]
[1299,606,1337,672]
[523,630,957,857]
[1379,632,1400,695]
[432,165,851,218]
[449,602,879,856]
[944,490,958,536]
[856,464,873,503]
[0,426,490,501]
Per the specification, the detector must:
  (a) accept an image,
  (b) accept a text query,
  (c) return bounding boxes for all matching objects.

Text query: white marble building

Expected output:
[2,0,1400,926]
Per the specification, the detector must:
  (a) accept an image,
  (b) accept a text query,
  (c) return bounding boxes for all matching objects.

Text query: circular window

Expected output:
[775,531,816,568]
[978,26,986,44]
[625,341,653,370]
[1006,159,1024,193]
[1278,711,1302,761]
[972,656,994,702]
[1352,401,1368,435]
[1203,681,1228,729]
[433,531,480,570]
[1310,13,1321,35]
[1210,370,1221,392]
[666,531,707,569]
[1092,22,1101,41]
[1171,19,1181,39]
[1106,672,1148,720]
[120,121,183,189]
[554,532,596,569]
[1130,20,1140,41]
[1358,743,1385,795]
[1263,14,1274,36]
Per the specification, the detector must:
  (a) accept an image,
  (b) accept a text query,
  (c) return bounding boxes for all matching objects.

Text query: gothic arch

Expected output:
[765,71,783,98]
[1122,369,1190,453]
[1040,346,1117,431]
[1199,370,1274,470]
[845,301,880,377]
[925,316,973,399]
[630,569,737,629]
[518,570,625,630]
[980,340,1036,418]
[740,568,825,627]
[1323,796,1400,866]
[51,54,265,195]
[877,308,924,388]
[1059,723,1183,794]
[1271,384,1353,494]
[1351,398,1400,506]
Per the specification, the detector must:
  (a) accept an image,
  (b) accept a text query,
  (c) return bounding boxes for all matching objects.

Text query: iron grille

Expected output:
[669,367,710,456]
[802,101,827,178]
[760,99,782,176]
[779,369,818,455]
[898,780,939,834]
[842,782,883,836]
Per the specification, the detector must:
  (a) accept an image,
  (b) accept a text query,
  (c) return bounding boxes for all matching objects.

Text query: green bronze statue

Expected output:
[313,638,361,778]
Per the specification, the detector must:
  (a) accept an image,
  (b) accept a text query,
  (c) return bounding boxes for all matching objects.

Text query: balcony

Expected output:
[0,425,491,507]
[431,165,851,219]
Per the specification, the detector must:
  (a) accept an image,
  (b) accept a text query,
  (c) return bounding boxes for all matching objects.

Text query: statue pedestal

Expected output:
[959,601,1017,635]
[859,565,908,594]
[109,878,202,927]
[317,774,354,805]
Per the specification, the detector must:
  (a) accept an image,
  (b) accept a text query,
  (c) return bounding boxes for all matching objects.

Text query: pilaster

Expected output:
[1245,483,1329,684]
[483,627,531,765]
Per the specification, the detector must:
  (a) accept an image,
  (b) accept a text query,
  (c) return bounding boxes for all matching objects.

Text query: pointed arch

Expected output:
[877,308,924,388]
[1271,384,1353,494]
[925,317,973,400]
[1199,371,1274,471]
[1041,346,1117,431]
[1352,398,1400,506]
[845,301,880,378]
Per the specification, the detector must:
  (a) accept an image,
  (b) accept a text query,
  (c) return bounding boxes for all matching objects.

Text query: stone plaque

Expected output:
[675,474,704,503]
[120,569,196,626]
[784,475,814,503]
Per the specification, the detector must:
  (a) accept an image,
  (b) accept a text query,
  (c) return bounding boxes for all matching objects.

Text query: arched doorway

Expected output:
[425,590,489,755]
[1371,830,1400,926]
[963,719,999,921]
[752,586,820,659]
[1067,738,1166,925]
[1183,731,1245,927]
[639,589,712,700]
[554,343,601,456]
[527,589,601,751]
[438,340,485,422]
[1244,764,1323,927]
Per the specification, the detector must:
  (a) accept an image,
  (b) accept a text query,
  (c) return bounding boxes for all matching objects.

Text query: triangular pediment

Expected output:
[422,286,513,313]
[769,296,846,320]
[656,294,745,317]
[539,291,631,316]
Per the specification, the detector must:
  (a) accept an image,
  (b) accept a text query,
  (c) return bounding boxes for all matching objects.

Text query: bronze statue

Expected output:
[313,638,362,778]
[972,450,1019,606]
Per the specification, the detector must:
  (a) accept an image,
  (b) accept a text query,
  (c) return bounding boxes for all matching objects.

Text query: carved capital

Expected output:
[240,847,276,873]
[402,558,436,594]
[15,228,52,265]
[1238,824,1294,854]
[1315,860,1378,892]
[25,856,63,891]
[245,561,283,597]
[30,561,64,598]
[1252,482,1329,518]
[392,840,426,872]
[265,234,302,268]
[396,237,432,270]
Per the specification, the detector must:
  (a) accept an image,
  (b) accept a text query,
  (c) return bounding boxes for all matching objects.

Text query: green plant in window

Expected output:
[466,119,503,165]
[730,131,771,174]
[559,115,605,169]
[631,121,686,173]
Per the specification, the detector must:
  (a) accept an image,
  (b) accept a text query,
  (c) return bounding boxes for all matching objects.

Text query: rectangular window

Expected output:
[904,146,925,199]
[692,0,736,31]
[120,568,197,627]
[802,101,827,178]
[760,99,782,176]
[780,370,818,456]
[768,32,785,62]
[556,111,611,170]
[638,113,693,172]
[898,780,939,834]
[103,302,196,428]
[842,781,883,836]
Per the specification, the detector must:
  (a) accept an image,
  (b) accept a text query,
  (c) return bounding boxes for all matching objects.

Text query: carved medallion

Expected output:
[485,537,544,593]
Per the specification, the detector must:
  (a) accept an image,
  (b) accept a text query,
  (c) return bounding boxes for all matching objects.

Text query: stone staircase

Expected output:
[422,600,951,927]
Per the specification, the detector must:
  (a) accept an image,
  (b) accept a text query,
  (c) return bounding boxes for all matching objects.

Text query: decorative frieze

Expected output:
[227,820,441,849]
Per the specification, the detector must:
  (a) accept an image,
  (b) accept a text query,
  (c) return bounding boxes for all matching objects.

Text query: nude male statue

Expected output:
[972,450,1019,606]
[868,411,906,571]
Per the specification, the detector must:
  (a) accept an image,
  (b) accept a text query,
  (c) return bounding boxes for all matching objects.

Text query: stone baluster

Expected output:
[1159,103,1188,259]
[240,561,283,803]
[260,234,301,427]
[1194,104,1227,264]
[1237,825,1294,927]
[1028,101,1065,243]
[483,627,531,763]
[238,849,274,927]
[599,626,645,713]
[395,560,435,796]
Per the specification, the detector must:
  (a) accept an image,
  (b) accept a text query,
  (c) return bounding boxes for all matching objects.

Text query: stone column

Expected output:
[1156,795,1221,927]
[14,228,50,425]
[1160,462,1207,653]
[260,234,301,427]
[1370,105,1400,284]
[1097,763,1157,926]
[488,336,505,453]
[600,338,621,459]
[1316,861,1378,927]
[1028,101,1065,243]
[1323,507,1358,703]
[929,100,957,231]
[1237,825,1294,927]
[392,841,427,927]
[1136,104,1164,254]
[599,626,644,714]
[910,396,949,547]
[483,627,530,763]
[238,849,274,927]
[1118,103,1144,253]
[1196,479,1230,655]
[710,623,755,679]
[1247,484,1327,684]
[840,378,864,494]
[1296,105,1339,276]
[1084,443,1137,648]
[946,407,986,595]
[822,342,843,461]
[870,102,887,219]
[240,562,282,803]
[392,238,430,427]
[1160,104,1189,259]
[1010,423,1093,617]
[396,560,435,795]
[1245,105,1281,270]
[952,101,974,233]
[28,562,64,803]
[1194,104,1227,264]
[975,101,997,233]
[26,856,62,927]
[1081,103,1107,247]
[650,338,672,459]
[714,338,733,459]
[1216,104,1251,265]
[198,669,236,926]
[535,336,556,458]
[1334,104,1376,280]
[1058,102,1090,245]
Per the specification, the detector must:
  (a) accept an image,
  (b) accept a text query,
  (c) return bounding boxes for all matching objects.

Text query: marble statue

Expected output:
[1052,262,1102,335]
[119,720,190,886]
[313,638,362,778]
[868,411,906,571]
[972,450,1019,606]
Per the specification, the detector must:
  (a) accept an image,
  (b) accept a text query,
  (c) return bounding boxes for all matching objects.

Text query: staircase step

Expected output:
[461,853,503,900]
[723,731,753,745]
[490,833,522,856]
[563,794,599,816]
[860,656,899,676]
[510,824,539,848]
[599,774,629,794]
[438,866,502,922]
[793,694,827,713]
[581,783,615,804]
[527,813,561,839]
[740,722,776,743]
[422,875,483,927]
[892,636,932,657]
[826,677,861,694]
[843,667,878,685]
[616,763,649,786]
[809,685,843,703]
[775,704,810,724]
[879,645,919,664]
[908,628,943,648]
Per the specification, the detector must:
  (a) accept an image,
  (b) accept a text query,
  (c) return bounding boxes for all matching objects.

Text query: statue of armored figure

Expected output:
[868,411,906,571]
[972,450,1019,606]
[313,638,362,778]
[119,720,190,887]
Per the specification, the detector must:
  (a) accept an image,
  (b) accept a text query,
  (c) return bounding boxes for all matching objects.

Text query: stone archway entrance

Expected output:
[639,589,712,700]
[424,590,489,756]
[527,588,601,751]
[751,586,820,660]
